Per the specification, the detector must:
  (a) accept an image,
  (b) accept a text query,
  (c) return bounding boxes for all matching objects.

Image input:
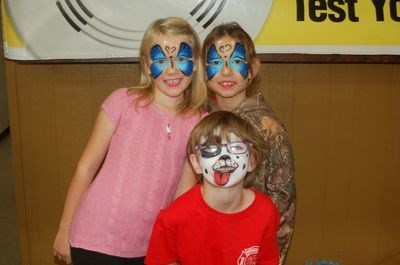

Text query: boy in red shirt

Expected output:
[145,111,280,265]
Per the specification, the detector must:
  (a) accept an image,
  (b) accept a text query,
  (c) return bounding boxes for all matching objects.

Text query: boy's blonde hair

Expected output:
[202,22,260,96]
[129,17,207,114]
[187,111,267,187]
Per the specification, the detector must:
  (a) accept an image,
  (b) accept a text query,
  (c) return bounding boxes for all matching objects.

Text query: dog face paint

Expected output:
[206,42,249,80]
[199,133,250,187]
[150,42,193,79]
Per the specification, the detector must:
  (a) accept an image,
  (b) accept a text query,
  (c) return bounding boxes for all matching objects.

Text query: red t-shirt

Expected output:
[145,184,280,265]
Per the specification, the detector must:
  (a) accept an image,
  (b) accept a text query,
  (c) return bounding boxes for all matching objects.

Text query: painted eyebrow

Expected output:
[208,55,222,60]
[231,55,246,59]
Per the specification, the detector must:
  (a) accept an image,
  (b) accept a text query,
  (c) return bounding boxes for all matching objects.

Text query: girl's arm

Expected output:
[262,122,296,265]
[53,110,115,264]
[173,159,197,199]
[257,206,280,265]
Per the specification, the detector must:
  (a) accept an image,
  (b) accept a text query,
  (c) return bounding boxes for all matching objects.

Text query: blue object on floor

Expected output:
[316,261,341,265]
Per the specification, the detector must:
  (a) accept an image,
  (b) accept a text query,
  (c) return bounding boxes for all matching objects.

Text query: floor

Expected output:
[0,129,21,265]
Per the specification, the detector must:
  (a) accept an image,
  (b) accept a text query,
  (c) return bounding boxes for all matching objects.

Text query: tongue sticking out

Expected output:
[214,171,230,186]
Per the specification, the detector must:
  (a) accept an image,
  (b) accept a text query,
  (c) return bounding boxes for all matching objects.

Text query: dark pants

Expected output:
[71,247,145,265]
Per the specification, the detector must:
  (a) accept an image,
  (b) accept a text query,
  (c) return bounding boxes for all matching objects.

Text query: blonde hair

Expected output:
[129,17,208,115]
[202,22,260,96]
[187,111,267,187]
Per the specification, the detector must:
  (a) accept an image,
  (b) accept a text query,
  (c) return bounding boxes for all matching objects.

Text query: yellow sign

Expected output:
[255,0,400,45]
[2,0,399,60]
[1,0,23,48]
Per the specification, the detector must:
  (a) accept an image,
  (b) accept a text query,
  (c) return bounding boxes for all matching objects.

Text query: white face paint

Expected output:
[198,133,250,188]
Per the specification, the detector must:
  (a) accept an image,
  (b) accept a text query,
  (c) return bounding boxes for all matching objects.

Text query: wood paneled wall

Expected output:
[5,60,400,265]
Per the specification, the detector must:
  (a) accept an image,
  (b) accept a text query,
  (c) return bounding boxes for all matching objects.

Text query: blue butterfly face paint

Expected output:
[206,42,249,80]
[150,42,193,79]
[175,42,193,76]
[229,43,248,79]
[206,45,223,80]
[150,44,167,79]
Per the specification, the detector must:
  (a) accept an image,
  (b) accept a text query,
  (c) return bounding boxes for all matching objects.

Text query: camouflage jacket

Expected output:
[210,93,296,265]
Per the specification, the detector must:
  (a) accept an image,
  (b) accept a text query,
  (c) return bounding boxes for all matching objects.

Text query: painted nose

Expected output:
[165,59,178,74]
[219,155,231,160]
[221,62,233,76]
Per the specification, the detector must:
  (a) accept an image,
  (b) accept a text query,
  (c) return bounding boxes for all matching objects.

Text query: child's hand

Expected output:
[53,228,72,264]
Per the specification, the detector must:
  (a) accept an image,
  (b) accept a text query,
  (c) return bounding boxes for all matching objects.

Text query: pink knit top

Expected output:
[69,88,204,257]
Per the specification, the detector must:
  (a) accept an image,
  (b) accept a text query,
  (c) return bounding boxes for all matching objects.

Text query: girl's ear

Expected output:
[189,154,202,174]
[193,59,197,72]
[249,58,261,79]
[142,56,152,75]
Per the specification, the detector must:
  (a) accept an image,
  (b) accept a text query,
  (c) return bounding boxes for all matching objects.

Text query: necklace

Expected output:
[159,111,172,140]
[166,123,172,140]
[153,104,173,140]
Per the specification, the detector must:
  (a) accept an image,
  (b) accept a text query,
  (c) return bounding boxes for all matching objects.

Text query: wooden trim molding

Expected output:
[8,54,400,64]
[257,54,400,64]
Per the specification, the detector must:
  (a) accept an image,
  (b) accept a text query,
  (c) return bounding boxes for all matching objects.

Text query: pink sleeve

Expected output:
[101,88,130,126]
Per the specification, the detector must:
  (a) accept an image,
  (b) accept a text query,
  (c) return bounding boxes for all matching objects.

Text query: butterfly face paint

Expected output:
[206,42,249,80]
[198,133,250,188]
[175,42,193,76]
[206,45,222,81]
[150,42,193,79]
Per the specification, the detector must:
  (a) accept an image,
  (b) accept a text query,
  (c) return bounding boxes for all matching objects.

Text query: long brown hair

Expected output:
[202,22,260,96]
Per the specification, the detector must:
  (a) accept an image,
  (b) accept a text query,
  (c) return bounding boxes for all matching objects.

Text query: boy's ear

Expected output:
[247,153,257,172]
[189,154,202,174]
[249,58,261,79]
